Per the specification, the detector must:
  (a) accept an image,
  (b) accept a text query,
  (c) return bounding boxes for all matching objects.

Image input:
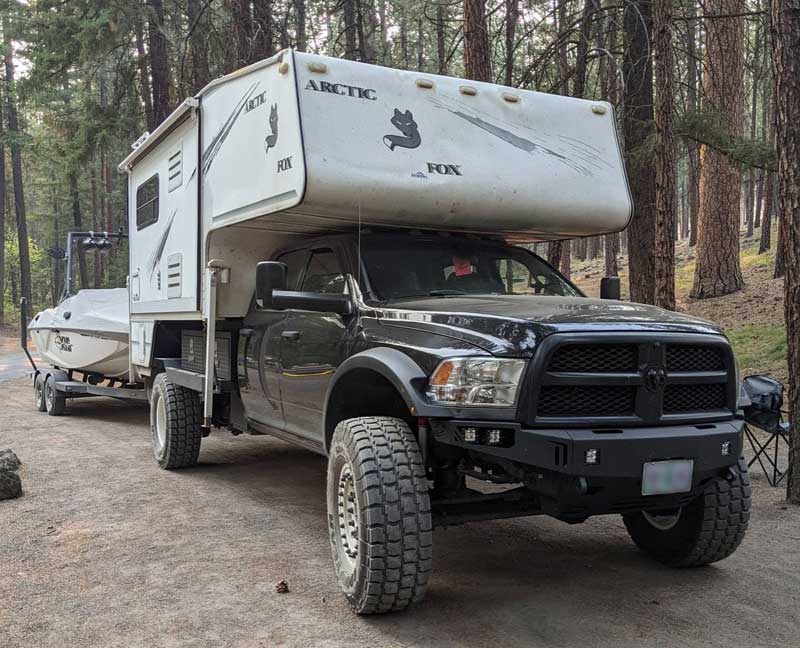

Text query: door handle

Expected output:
[282,330,301,341]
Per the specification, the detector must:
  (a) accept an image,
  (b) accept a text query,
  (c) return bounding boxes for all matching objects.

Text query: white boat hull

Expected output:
[29,288,130,379]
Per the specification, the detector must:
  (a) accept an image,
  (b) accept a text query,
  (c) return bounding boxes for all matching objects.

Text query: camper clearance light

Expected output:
[426,358,525,407]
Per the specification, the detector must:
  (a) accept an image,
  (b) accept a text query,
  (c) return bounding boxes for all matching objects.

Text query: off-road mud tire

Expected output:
[150,372,202,470]
[44,374,66,416]
[623,457,751,567]
[327,416,432,614]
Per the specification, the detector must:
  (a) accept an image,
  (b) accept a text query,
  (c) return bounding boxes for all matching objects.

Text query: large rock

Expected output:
[0,449,21,473]
[0,470,22,500]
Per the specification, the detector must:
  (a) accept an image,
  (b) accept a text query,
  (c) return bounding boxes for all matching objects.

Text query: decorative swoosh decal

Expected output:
[202,82,261,176]
[147,210,176,278]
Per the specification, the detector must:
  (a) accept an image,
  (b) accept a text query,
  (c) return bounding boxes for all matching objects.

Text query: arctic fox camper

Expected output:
[108,49,752,614]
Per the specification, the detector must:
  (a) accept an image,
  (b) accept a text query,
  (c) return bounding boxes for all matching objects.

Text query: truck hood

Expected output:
[376,295,723,357]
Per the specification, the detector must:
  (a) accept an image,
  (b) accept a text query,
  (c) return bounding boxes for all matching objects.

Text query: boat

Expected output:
[28,230,130,380]
[29,287,129,379]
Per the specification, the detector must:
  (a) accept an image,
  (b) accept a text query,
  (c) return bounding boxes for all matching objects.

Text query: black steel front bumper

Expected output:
[434,418,743,482]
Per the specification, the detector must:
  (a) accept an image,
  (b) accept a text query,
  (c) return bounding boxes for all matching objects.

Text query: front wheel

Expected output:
[623,457,751,567]
[327,416,432,614]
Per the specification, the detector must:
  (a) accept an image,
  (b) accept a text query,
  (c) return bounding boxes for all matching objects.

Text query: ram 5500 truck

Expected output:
[109,50,749,614]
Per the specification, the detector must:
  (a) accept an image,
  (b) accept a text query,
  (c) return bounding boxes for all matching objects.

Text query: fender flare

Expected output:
[322,347,449,448]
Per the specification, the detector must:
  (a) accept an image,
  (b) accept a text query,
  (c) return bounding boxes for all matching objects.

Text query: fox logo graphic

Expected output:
[383,109,421,151]
[265,104,278,154]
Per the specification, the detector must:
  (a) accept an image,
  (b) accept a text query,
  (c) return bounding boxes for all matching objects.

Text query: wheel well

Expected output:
[325,368,415,451]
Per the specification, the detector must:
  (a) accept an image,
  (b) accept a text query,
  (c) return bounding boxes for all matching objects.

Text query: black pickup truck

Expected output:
[149,229,751,614]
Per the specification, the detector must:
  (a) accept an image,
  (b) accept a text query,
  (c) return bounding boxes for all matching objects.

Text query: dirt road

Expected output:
[1,377,799,648]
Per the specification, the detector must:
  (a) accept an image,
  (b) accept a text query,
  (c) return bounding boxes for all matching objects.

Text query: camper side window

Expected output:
[136,174,159,230]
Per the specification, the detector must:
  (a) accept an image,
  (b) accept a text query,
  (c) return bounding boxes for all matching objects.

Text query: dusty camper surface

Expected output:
[0,379,798,648]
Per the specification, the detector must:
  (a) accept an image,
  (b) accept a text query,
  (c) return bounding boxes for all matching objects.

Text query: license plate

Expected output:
[641,460,694,496]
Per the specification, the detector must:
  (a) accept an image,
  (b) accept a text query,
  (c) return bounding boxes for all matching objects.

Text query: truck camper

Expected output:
[31,49,750,614]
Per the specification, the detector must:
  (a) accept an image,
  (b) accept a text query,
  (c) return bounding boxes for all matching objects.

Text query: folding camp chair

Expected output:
[742,375,791,487]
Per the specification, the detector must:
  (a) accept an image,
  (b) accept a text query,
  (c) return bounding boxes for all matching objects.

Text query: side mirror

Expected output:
[256,261,288,308]
[600,276,621,300]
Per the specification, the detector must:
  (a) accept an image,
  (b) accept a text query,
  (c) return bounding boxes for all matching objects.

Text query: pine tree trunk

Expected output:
[685,0,700,247]
[653,0,676,310]
[91,164,101,289]
[3,24,32,311]
[560,241,571,279]
[252,0,274,61]
[295,0,307,51]
[463,0,492,82]
[0,77,5,323]
[147,0,171,126]
[342,0,359,61]
[437,4,447,75]
[769,0,800,503]
[504,0,518,87]
[759,171,773,253]
[134,16,155,131]
[690,0,745,299]
[604,234,619,276]
[623,0,656,304]
[187,0,211,92]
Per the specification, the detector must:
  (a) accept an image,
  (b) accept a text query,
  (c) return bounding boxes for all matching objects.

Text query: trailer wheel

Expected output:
[34,373,47,412]
[150,372,202,469]
[623,457,751,567]
[44,374,66,416]
[327,416,432,614]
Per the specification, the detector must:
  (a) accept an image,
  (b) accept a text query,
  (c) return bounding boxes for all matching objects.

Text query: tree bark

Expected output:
[504,0,518,86]
[295,0,307,51]
[623,0,656,304]
[0,76,5,323]
[134,16,155,131]
[464,0,492,82]
[769,0,800,503]
[653,0,676,310]
[252,0,274,61]
[187,0,211,92]
[147,0,171,126]
[68,170,89,291]
[3,24,32,311]
[342,0,359,61]
[437,4,447,75]
[685,0,700,247]
[745,12,762,238]
[759,170,773,253]
[690,0,745,299]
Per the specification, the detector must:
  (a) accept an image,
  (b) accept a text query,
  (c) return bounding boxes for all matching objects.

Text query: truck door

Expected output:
[279,247,351,442]
[239,249,309,431]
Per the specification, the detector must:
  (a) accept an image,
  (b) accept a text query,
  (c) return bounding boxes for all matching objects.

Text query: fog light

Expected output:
[721,441,732,456]
[585,448,600,465]
[487,429,503,445]
[462,427,478,443]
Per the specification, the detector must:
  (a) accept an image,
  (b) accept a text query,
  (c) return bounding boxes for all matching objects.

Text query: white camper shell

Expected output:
[118,49,630,381]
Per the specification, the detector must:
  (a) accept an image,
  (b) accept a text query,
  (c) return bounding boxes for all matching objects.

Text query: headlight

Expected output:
[426,358,526,407]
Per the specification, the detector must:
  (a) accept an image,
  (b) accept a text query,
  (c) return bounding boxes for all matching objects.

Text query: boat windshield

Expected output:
[361,236,581,302]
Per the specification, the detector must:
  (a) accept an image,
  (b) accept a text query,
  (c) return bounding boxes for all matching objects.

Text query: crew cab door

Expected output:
[238,248,309,431]
[279,247,352,442]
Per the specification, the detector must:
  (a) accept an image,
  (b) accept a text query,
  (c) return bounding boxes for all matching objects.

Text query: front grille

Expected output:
[663,384,726,413]
[549,344,637,373]
[666,345,724,372]
[539,385,636,417]
[531,336,734,425]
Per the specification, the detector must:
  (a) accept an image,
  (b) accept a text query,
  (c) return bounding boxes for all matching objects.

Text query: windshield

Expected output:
[361,237,580,302]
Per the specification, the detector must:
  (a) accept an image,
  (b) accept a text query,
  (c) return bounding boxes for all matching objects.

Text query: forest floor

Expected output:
[0,379,798,648]
[571,224,788,385]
